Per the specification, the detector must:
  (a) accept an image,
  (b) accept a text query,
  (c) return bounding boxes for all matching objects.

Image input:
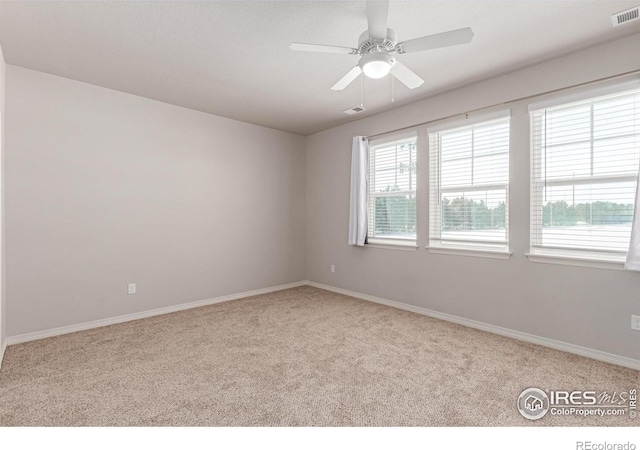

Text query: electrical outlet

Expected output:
[330,264,335,273]
[128,283,136,295]
[632,315,640,331]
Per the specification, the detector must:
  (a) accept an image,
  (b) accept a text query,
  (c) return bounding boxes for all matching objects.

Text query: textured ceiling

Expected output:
[1,1,639,135]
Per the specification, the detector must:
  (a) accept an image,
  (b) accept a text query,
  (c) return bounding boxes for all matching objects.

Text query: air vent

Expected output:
[612,6,640,27]
[343,105,366,115]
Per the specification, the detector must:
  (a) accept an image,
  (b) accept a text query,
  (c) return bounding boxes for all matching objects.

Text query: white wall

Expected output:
[305,33,640,362]
[0,43,6,360]
[5,66,305,336]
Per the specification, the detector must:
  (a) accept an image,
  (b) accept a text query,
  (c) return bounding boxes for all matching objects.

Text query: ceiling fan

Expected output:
[289,0,474,91]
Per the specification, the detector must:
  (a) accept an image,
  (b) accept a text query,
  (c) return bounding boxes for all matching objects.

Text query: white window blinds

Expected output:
[530,86,640,261]
[367,133,417,244]
[429,115,510,251]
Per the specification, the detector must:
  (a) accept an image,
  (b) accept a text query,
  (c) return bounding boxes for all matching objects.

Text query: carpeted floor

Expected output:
[0,286,638,426]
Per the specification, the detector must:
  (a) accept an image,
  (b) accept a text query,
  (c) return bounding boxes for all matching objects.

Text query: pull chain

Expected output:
[360,73,364,108]
[391,75,395,103]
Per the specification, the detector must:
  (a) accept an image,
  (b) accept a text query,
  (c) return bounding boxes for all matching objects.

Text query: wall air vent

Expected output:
[612,6,640,27]
[343,105,365,115]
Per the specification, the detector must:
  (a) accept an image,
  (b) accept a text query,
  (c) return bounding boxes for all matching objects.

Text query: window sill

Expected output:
[525,252,625,270]
[366,239,418,252]
[426,245,512,260]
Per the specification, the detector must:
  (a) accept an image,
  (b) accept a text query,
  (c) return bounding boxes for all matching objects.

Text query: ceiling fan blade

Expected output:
[399,27,474,54]
[289,42,357,55]
[391,61,424,89]
[366,0,389,40]
[331,66,362,91]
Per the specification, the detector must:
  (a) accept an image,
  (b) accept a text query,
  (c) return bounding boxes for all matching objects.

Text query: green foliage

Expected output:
[374,185,416,236]
[441,197,505,231]
[373,189,635,236]
[542,200,633,226]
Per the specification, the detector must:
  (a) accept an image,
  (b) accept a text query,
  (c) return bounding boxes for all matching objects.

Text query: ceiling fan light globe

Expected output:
[358,53,396,80]
[363,61,391,79]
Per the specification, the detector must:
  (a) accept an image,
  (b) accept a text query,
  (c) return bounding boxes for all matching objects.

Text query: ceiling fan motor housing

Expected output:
[357,28,398,55]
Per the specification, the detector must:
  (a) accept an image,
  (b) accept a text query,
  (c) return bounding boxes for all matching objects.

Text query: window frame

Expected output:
[366,131,418,247]
[427,110,512,257]
[527,82,640,265]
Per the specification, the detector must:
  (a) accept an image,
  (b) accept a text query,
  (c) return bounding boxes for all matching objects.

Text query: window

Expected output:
[367,133,417,245]
[428,114,510,254]
[530,85,640,262]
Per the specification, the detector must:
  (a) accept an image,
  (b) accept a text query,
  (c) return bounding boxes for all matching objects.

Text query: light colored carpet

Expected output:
[0,286,637,426]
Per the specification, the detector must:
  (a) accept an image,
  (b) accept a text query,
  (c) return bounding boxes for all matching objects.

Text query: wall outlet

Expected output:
[330,264,335,273]
[128,283,136,295]
[632,315,640,331]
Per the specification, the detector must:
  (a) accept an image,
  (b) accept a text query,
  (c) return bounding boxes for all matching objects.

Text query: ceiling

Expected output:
[1,1,639,136]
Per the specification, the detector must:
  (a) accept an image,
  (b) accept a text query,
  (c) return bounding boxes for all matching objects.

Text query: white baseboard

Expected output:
[0,340,6,370]
[6,281,307,346]
[6,279,639,371]
[307,281,640,371]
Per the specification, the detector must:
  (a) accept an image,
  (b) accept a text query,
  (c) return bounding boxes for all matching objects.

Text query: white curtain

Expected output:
[348,136,368,246]
[626,167,640,270]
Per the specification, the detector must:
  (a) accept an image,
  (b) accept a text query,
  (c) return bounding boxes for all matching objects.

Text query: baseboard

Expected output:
[306,281,640,371]
[6,281,307,346]
[0,340,6,370]
[7,279,639,371]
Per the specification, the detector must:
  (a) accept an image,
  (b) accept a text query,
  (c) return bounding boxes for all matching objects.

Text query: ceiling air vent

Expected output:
[343,105,366,115]
[612,6,640,27]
